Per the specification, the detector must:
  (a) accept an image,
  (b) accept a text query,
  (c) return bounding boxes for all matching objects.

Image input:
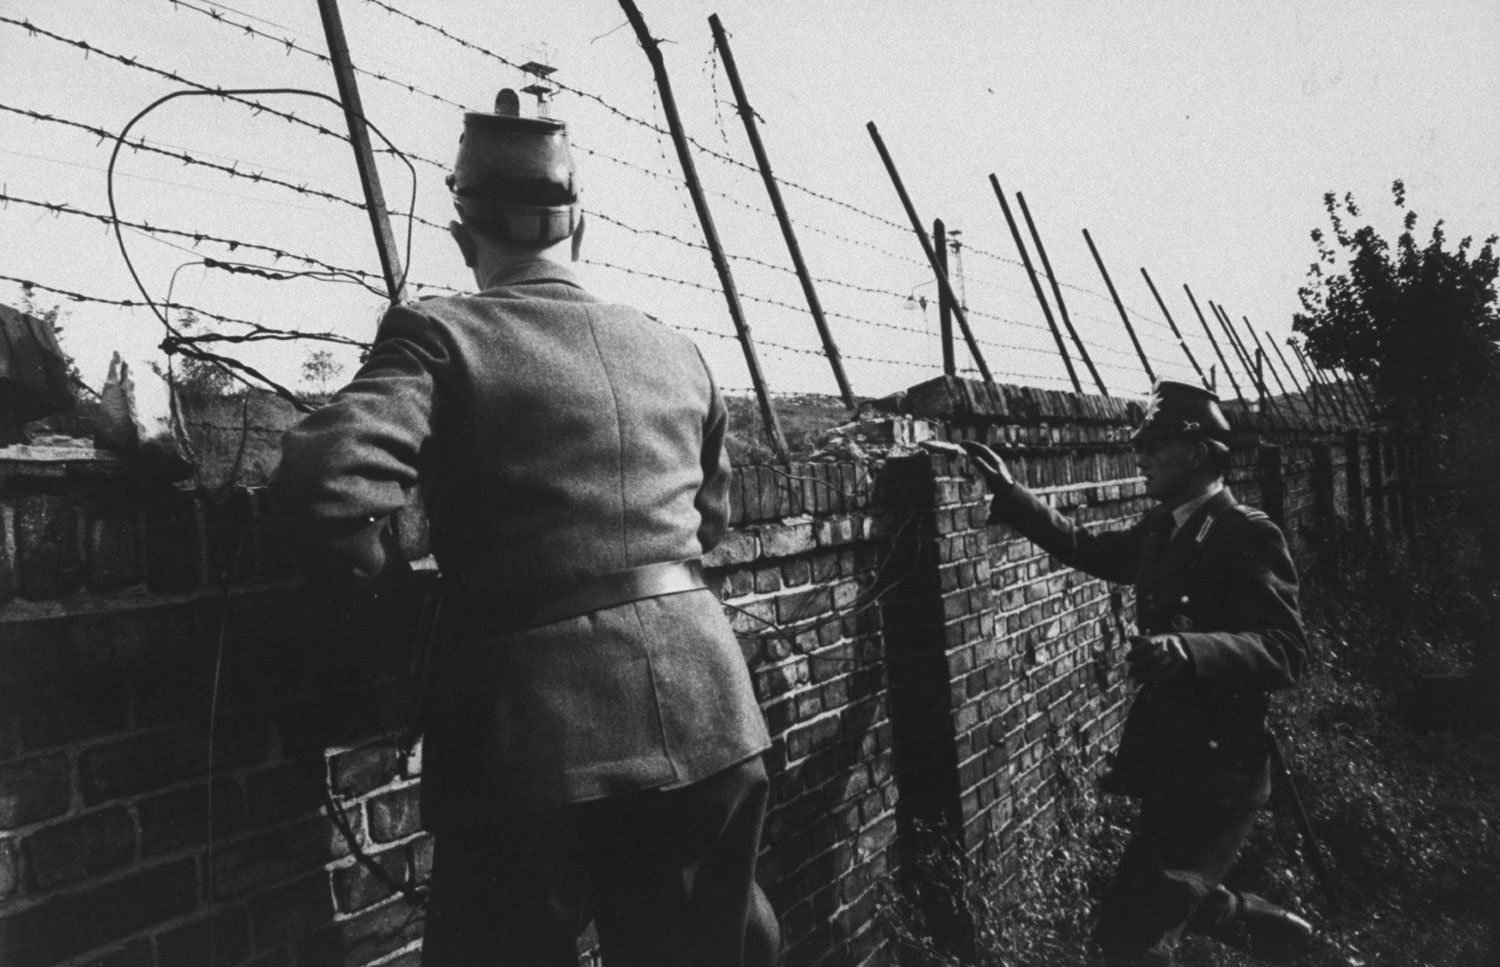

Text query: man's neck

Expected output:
[1166,478,1224,527]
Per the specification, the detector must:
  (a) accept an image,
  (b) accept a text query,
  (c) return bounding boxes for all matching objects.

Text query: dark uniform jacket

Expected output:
[992,485,1307,807]
[277,260,770,826]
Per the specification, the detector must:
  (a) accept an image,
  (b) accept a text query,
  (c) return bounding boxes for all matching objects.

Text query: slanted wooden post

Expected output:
[709,14,854,409]
[867,122,995,389]
[990,177,1081,394]
[1183,284,1246,406]
[1140,267,1204,383]
[318,0,406,303]
[620,0,787,460]
[1017,192,1107,396]
[1082,229,1154,383]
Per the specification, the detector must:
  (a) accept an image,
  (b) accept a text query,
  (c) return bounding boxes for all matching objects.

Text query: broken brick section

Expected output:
[0,382,1399,967]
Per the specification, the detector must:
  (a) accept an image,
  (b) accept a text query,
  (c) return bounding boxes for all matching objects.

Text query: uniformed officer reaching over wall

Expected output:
[929,379,1315,966]
[276,92,778,966]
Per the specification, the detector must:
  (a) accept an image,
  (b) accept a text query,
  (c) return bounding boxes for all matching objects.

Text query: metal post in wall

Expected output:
[1082,228,1155,384]
[1139,267,1204,383]
[619,0,788,460]
[934,219,956,377]
[709,14,854,409]
[867,122,996,388]
[990,177,1081,394]
[1015,190,1107,396]
[317,0,406,303]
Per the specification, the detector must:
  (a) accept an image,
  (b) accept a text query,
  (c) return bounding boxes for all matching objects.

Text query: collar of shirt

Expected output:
[477,258,582,291]
[1171,480,1225,534]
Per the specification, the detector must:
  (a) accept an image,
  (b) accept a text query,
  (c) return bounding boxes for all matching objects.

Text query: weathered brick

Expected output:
[22,805,135,891]
[77,939,154,967]
[295,890,423,967]
[78,728,212,806]
[330,744,400,799]
[0,835,18,901]
[369,785,421,843]
[17,671,130,752]
[244,757,326,829]
[138,777,245,856]
[155,905,253,967]
[331,846,409,912]
[702,529,757,568]
[759,520,816,558]
[247,870,335,951]
[776,587,833,626]
[15,494,83,599]
[209,810,356,899]
[0,753,71,829]
[0,859,197,965]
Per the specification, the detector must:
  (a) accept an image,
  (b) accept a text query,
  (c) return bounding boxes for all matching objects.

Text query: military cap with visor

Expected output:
[447,89,581,246]
[1132,378,1231,453]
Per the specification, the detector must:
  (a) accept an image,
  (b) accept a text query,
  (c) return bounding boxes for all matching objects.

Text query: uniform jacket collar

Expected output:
[1140,487,1237,587]
[477,258,583,292]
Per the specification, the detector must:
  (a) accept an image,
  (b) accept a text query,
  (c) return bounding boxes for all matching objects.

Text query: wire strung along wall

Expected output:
[0,0,1359,458]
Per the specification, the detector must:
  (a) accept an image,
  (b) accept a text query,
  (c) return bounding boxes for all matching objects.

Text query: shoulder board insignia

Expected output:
[1195,515,1216,544]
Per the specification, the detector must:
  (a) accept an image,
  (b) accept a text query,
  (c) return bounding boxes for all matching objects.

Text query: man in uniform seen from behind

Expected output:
[276,91,777,967]
[929,380,1314,966]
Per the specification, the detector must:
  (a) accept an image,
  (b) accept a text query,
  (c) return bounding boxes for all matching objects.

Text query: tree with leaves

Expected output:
[1294,180,1499,428]
[301,348,345,398]
[169,309,235,404]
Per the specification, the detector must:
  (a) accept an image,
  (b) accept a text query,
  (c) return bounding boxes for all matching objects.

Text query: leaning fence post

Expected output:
[1183,284,1246,406]
[1017,192,1107,396]
[619,0,787,461]
[1265,329,1319,421]
[1082,229,1154,384]
[1240,318,1298,421]
[709,14,854,409]
[1139,267,1204,383]
[866,122,996,389]
[989,177,1081,394]
[1214,304,1287,427]
[317,0,405,304]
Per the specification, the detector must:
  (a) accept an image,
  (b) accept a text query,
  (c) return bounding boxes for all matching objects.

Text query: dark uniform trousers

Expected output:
[420,756,779,967]
[989,484,1307,965]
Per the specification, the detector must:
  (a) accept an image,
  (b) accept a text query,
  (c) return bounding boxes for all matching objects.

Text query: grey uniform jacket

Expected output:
[277,260,769,825]
[991,485,1307,808]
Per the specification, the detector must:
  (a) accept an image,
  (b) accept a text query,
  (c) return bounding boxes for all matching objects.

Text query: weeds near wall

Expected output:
[878,521,1500,967]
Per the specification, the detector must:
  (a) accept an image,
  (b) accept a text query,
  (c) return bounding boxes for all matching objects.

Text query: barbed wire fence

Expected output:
[0,1,1333,460]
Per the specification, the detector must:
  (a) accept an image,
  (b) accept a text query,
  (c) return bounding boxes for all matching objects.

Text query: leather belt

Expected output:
[453,559,707,636]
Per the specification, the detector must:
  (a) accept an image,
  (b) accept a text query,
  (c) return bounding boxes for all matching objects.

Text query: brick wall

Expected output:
[0,380,1396,967]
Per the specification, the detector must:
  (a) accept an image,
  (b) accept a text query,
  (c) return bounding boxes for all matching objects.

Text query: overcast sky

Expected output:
[3,0,1497,404]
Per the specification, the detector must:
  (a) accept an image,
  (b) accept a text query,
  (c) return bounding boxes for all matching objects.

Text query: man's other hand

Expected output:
[1126,634,1191,685]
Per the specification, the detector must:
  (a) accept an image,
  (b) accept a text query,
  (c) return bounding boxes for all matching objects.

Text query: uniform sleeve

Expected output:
[1178,516,1308,691]
[988,482,1143,585]
[693,346,731,553]
[275,304,453,573]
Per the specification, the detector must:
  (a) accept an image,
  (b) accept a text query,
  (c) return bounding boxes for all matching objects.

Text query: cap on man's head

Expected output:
[1131,378,1231,451]
[446,88,580,245]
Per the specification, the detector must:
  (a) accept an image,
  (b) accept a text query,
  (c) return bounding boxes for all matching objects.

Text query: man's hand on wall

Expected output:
[919,440,1016,491]
[1126,634,1192,685]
